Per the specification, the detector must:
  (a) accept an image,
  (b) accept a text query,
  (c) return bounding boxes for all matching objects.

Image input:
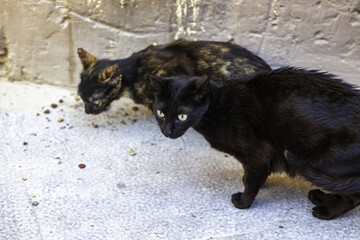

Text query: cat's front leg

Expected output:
[231,164,270,209]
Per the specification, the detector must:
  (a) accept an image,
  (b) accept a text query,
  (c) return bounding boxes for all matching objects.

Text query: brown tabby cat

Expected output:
[77,40,270,114]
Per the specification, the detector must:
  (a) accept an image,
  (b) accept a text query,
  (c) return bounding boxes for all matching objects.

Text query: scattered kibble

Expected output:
[57,118,64,123]
[51,103,58,108]
[36,113,40,116]
[92,123,99,128]
[22,177,28,181]
[59,99,64,103]
[78,163,86,169]
[130,151,136,156]
[224,154,228,158]
[75,95,80,101]
[279,226,284,229]
[32,201,39,206]
[132,106,139,111]
[44,109,50,114]
[23,142,28,145]
[31,194,36,198]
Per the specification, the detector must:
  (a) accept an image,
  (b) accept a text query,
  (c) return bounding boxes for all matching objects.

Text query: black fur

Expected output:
[151,67,360,220]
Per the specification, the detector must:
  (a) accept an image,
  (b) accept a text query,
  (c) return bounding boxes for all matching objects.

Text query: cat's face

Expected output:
[77,48,122,114]
[150,75,210,139]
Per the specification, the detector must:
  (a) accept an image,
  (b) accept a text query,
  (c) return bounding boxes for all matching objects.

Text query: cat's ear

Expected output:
[149,74,166,90]
[194,76,209,102]
[101,64,122,86]
[77,48,97,70]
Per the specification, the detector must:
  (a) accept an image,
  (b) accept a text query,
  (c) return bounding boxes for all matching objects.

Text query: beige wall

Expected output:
[0,0,359,87]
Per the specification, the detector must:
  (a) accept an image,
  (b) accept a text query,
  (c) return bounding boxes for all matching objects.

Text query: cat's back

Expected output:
[237,67,360,138]
[136,40,270,78]
[243,67,360,105]
[168,40,271,75]
[222,67,360,131]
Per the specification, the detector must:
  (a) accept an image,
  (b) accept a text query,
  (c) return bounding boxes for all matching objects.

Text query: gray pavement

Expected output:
[0,80,359,240]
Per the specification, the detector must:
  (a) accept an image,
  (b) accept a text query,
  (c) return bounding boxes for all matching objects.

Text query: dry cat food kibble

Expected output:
[132,106,139,111]
[130,151,136,156]
[43,109,50,114]
[78,163,86,169]
[57,118,64,122]
[51,104,58,108]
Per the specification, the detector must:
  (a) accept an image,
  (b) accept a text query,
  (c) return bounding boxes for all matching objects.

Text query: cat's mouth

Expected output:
[84,103,110,114]
[161,129,184,139]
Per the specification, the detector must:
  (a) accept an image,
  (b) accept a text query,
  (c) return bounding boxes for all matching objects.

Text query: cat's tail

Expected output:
[284,150,360,194]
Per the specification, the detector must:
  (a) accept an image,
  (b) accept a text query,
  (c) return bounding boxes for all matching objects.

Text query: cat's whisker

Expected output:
[179,136,187,150]
[150,132,163,141]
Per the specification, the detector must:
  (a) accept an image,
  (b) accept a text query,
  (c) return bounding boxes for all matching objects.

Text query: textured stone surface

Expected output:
[1,80,360,239]
[0,0,359,86]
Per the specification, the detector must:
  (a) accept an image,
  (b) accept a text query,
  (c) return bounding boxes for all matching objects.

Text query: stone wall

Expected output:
[0,0,359,86]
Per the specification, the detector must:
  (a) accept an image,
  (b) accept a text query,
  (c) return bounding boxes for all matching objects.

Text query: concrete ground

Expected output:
[1,79,359,240]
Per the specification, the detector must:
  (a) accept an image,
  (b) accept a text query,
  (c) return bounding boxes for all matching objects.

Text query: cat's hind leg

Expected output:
[285,150,360,219]
[308,190,360,220]
[308,189,329,205]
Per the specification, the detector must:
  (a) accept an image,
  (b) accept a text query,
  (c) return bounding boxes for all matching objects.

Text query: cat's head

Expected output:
[77,48,122,114]
[150,75,210,139]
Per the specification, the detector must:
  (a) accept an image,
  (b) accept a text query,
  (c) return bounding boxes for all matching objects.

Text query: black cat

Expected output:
[77,40,270,114]
[150,67,360,220]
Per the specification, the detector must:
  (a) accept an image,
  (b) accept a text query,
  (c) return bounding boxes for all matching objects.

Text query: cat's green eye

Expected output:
[178,114,188,121]
[157,110,165,118]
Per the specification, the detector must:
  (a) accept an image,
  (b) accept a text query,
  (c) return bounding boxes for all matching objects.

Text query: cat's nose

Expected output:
[163,125,173,138]
[85,104,92,114]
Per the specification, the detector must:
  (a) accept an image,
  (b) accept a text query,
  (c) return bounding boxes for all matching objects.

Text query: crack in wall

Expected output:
[0,27,8,78]
[257,0,274,55]
[67,8,75,84]
[53,0,75,84]
[69,11,165,37]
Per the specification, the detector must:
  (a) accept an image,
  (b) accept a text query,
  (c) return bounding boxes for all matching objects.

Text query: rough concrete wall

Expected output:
[0,0,359,86]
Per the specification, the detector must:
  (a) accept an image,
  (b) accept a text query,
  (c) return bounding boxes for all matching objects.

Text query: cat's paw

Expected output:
[308,189,326,205]
[311,205,334,220]
[231,192,254,209]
